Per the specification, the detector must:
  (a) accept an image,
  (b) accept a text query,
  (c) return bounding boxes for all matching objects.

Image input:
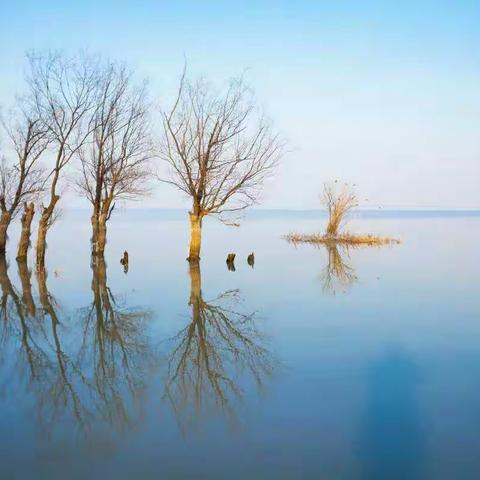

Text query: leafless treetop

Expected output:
[26,50,99,176]
[0,104,49,216]
[159,72,283,217]
[76,63,153,212]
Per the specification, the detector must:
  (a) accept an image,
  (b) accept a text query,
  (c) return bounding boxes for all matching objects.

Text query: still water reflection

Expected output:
[0,209,479,479]
[320,243,357,294]
[0,255,155,439]
[163,261,273,434]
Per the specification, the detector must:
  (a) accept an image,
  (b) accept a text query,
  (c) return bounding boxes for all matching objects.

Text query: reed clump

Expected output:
[284,232,400,246]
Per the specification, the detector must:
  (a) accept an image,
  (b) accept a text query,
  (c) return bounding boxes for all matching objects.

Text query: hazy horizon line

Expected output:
[63,206,480,212]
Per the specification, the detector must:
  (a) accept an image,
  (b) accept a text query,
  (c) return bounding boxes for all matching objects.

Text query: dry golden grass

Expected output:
[323,181,358,236]
[284,232,400,246]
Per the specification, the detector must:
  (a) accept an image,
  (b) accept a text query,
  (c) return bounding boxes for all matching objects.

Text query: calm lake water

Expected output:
[0,209,479,479]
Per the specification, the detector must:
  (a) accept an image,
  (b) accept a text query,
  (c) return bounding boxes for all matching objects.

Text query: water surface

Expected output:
[0,209,479,479]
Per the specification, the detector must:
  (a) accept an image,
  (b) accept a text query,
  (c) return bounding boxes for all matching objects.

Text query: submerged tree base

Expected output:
[284,232,400,246]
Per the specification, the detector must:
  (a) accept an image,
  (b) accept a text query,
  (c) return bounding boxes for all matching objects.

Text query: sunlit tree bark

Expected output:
[17,202,35,260]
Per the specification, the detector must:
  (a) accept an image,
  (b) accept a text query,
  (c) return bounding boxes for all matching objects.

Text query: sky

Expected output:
[0,0,479,210]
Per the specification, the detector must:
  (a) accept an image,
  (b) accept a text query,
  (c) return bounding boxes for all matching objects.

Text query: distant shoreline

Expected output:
[58,207,480,218]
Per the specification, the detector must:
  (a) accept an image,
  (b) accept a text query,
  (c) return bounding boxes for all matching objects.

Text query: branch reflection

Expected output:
[0,253,156,438]
[0,256,48,383]
[320,244,357,294]
[163,261,274,433]
[75,255,156,429]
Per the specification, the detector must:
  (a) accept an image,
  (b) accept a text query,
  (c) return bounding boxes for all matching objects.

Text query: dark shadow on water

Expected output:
[162,260,274,435]
[357,347,425,480]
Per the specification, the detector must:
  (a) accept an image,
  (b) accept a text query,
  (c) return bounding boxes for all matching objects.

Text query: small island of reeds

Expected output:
[285,181,400,246]
[284,232,400,246]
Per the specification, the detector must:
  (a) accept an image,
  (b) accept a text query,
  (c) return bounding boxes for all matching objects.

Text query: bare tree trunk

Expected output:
[91,213,107,256]
[36,216,48,270]
[36,195,59,270]
[188,212,203,262]
[97,217,107,257]
[17,258,36,317]
[0,211,12,254]
[17,202,35,260]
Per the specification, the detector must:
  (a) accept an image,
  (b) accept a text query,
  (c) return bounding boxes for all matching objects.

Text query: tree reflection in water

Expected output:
[0,253,156,438]
[35,265,88,431]
[163,261,274,433]
[0,253,274,438]
[76,255,155,429]
[0,255,49,385]
[320,243,357,294]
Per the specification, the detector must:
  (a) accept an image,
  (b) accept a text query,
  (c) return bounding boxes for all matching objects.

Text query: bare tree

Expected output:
[0,105,49,256]
[160,73,283,262]
[26,51,98,269]
[323,181,358,237]
[76,64,153,257]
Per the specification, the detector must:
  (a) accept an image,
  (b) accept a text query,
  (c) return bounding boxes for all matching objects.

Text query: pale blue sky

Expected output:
[1,1,479,209]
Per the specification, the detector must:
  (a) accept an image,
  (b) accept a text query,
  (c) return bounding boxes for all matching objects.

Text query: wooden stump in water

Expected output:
[120,250,129,273]
[226,253,236,271]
